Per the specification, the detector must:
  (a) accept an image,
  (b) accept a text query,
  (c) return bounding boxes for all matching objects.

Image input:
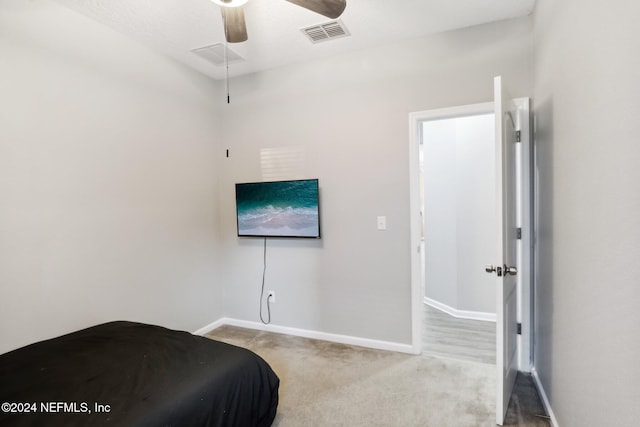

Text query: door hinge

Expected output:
[515,130,521,142]
[516,228,522,240]
[517,323,522,335]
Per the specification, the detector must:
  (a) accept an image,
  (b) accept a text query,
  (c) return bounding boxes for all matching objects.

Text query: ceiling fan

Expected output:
[211,0,347,43]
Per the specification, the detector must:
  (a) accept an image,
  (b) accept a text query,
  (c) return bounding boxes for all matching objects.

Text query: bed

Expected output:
[0,321,279,427]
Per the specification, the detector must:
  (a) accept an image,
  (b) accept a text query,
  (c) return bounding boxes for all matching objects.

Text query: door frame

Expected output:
[408,99,532,371]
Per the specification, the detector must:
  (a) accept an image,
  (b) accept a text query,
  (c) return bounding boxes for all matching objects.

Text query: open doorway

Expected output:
[409,98,532,369]
[418,107,497,364]
[410,91,532,425]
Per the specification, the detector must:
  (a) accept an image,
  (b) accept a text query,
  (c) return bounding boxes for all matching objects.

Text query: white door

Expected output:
[491,75,519,425]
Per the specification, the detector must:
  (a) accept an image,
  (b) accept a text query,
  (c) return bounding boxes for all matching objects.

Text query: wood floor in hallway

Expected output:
[421,302,496,364]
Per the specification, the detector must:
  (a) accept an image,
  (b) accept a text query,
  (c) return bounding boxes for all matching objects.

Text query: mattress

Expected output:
[0,321,279,426]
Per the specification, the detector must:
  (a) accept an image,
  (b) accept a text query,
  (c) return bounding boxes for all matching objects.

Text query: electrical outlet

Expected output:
[267,291,275,303]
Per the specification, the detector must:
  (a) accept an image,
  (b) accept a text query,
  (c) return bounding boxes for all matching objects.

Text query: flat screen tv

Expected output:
[235,179,321,238]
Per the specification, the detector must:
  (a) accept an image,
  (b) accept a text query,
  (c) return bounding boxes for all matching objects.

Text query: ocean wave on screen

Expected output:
[238,206,318,236]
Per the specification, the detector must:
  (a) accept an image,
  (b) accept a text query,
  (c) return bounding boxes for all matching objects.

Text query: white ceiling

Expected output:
[53,0,535,80]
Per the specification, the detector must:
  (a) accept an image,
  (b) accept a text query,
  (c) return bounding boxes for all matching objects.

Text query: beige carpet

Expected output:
[206,326,495,427]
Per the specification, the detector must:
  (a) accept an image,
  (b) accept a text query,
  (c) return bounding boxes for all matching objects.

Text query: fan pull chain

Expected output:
[225,41,230,104]
[222,13,230,104]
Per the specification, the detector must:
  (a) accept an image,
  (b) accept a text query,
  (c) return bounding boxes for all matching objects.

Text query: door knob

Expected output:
[504,265,518,276]
[485,265,503,276]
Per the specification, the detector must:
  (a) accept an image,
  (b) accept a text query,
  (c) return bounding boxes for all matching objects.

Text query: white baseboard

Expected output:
[424,297,496,322]
[192,318,226,336]
[194,317,416,355]
[531,367,559,427]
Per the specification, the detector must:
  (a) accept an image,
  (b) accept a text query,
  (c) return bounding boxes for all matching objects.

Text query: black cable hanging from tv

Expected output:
[259,237,271,325]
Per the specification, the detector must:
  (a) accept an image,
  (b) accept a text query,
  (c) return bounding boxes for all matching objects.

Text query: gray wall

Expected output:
[0,0,224,354]
[218,17,532,344]
[532,0,640,425]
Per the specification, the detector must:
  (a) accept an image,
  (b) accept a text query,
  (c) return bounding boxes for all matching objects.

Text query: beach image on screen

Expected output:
[236,180,320,238]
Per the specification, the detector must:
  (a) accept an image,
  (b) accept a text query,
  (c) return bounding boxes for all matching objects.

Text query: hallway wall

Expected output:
[423,114,497,314]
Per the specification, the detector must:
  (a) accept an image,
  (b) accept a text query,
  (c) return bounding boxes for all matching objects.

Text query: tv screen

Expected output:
[235,179,321,238]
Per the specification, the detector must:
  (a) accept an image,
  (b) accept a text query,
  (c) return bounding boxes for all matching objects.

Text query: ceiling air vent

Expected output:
[191,43,244,67]
[301,20,350,44]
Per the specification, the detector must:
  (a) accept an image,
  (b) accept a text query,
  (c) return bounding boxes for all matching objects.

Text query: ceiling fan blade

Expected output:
[221,6,248,43]
[284,0,346,19]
